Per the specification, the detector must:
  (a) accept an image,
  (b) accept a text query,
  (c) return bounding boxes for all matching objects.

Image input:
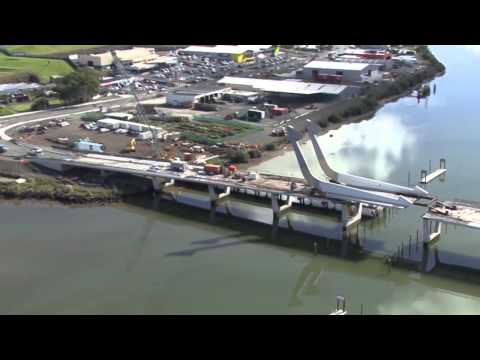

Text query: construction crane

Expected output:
[110,50,161,158]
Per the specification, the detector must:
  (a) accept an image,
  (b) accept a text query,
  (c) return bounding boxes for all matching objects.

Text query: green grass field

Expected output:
[0,98,64,116]
[0,54,74,84]
[5,45,104,56]
[0,106,15,116]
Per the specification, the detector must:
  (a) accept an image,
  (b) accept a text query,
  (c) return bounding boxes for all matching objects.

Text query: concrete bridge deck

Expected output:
[32,152,414,208]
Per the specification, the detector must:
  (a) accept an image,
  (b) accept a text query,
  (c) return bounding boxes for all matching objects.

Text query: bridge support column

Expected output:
[341,203,363,232]
[208,185,231,224]
[271,194,293,238]
[100,170,109,178]
[339,203,363,254]
[423,218,442,247]
[152,177,175,192]
[208,184,231,203]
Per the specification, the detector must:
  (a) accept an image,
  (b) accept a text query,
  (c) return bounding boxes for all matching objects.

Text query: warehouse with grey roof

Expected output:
[217,77,349,99]
[301,61,381,83]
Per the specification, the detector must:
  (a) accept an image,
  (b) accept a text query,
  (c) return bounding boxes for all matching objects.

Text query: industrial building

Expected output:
[96,118,162,133]
[217,77,349,98]
[222,89,259,102]
[334,55,393,70]
[78,47,160,68]
[0,82,44,95]
[166,86,230,107]
[301,61,381,83]
[178,45,273,63]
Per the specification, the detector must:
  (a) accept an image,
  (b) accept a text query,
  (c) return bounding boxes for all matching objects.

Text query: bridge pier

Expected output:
[208,184,231,203]
[208,185,231,224]
[423,217,442,247]
[341,203,363,232]
[271,194,293,238]
[152,177,175,192]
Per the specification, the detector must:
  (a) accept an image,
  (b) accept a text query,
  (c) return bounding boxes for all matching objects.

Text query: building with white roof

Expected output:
[178,45,272,63]
[166,86,230,107]
[302,60,380,83]
[78,47,160,68]
[217,77,348,98]
[0,82,44,95]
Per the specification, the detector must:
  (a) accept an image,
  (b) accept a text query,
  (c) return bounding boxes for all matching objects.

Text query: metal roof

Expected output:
[303,61,370,71]
[181,45,272,55]
[217,77,347,95]
[171,86,228,96]
[0,82,43,94]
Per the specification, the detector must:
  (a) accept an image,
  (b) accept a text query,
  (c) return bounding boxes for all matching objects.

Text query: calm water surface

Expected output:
[1,46,480,314]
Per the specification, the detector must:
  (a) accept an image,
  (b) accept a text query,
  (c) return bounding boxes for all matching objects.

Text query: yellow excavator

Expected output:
[123,138,136,153]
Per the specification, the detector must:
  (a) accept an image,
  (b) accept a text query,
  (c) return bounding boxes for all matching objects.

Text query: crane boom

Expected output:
[110,50,161,157]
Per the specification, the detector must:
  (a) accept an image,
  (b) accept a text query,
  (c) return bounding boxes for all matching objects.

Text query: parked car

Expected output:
[28,147,43,156]
[0,145,8,153]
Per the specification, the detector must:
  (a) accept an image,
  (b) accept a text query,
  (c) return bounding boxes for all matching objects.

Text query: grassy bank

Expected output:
[0,175,152,205]
[5,45,104,56]
[0,98,64,115]
[0,53,74,84]
[0,177,118,204]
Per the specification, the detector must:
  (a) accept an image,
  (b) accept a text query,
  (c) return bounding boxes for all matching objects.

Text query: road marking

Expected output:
[0,96,132,120]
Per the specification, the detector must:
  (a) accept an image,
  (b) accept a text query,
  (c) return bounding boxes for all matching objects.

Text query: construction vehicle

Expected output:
[123,138,136,153]
[110,50,161,158]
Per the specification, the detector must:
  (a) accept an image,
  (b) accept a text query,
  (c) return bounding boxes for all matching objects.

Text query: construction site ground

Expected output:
[8,115,264,162]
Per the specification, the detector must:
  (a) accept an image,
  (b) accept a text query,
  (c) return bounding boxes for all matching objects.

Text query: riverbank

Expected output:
[0,176,121,204]
[0,158,153,204]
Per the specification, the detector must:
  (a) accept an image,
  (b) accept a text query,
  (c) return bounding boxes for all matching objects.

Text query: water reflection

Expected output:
[464,45,480,57]
[289,256,327,307]
[378,286,480,315]
[320,112,416,180]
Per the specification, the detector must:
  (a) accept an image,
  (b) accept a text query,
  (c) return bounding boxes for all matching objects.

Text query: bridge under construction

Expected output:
[29,119,480,245]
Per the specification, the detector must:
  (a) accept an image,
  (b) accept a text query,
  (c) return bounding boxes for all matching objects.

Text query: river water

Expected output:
[2,45,480,314]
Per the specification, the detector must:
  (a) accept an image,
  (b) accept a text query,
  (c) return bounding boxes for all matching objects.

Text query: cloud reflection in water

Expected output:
[318,112,415,181]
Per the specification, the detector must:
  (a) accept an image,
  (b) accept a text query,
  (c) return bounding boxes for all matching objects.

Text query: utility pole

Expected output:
[110,50,161,158]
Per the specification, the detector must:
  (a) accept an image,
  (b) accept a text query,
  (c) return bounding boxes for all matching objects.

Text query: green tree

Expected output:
[30,97,49,111]
[226,149,250,163]
[247,149,262,159]
[55,68,100,105]
[263,143,277,151]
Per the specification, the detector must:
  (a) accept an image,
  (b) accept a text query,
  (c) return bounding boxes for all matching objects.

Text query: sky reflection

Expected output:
[319,112,415,181]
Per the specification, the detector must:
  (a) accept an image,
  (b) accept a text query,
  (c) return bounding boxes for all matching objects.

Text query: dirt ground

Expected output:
[11,117,158,157]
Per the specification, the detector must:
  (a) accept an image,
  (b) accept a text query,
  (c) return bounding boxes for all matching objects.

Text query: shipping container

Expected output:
[184,152,194,161]
[74,141,105,153]
[204,164,221,175]
[97,119,121,129]
[136,131,153,140]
